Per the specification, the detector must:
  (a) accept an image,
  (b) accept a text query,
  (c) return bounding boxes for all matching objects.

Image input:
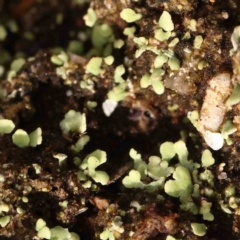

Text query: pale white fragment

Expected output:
[198,73,232,150]
[204,131,224,151]
[198,73,232,133]
[102,99,118,117]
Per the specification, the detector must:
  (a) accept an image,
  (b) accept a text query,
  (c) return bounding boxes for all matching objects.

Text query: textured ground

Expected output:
[1,0,240,239]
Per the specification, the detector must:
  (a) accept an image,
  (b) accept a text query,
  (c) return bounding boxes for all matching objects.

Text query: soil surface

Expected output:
[1,0,240,240]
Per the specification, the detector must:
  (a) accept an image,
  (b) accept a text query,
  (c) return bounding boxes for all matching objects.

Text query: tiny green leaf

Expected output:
[51,55,64,65]
[83,8,97,27]
[12,129,30,147]
[164,166,192,202]
[11,58,26,72]
[104,56,114,65]
[0,119,15,134]
[199,169,214,187]
[78,170,87,181]
[86,57,103,75]
[193,35,203,49]
[108,82,128,102]
[38,226,51,239]
[114,65,125,83]
[123,26,136,37]
[166,236,176,240]
[91,170,109,185]
[68,40,83,55]
[197,60,208,70]
[154,28,171,41]
[87,101,98,110]
[158,11,174,32]
[50,226,73,240]
[140,73,151,88]
[221,120,237,139]
[100,229,114,240]
[226,84,240,106]
[168,56,180,70]
[129,148,141,161]
[0,215,10,227]
[86,149,107,165]
[88,156,101,173]
[187,110,199,128]
[0,25,7,41]
[114,39,124,49]
[29,127,42,147]
[122,170,144,189]
[147,156,174,180]
[174,140,188,162]
[120,8,142,23]
[60,110,87,134]
[201,149,214,168]
[199,200,214,221]
[80,150,109,185]
[168,37,179,47]
[191,223,207,236]
[160,141,176,161]
[152,79,164,95]
[231,26,240,51]
[35,218,46,231]
[154,54,168,68]
[180,201,198,215]
[71,135,90,152]
[129,148,147,180]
